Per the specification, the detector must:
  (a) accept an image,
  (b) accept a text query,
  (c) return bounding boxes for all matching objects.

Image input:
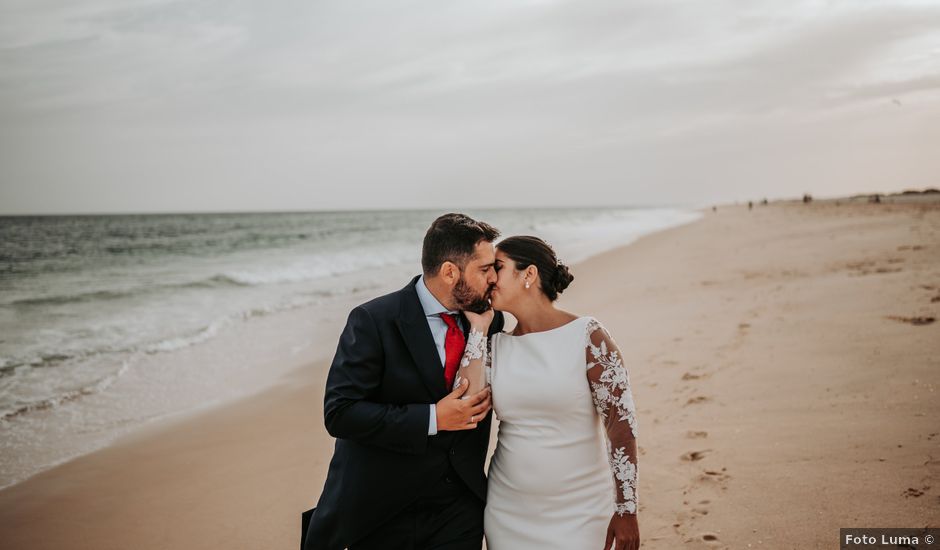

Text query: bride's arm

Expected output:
[454,328,489,396]
[585,318,639,517]
[454,310,494,397]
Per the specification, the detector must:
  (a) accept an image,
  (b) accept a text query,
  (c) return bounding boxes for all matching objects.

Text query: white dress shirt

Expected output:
[415,274,464,436]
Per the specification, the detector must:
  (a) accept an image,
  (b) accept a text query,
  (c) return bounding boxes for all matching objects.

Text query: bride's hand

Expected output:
[604,513,638,550]
[463,308,495,332]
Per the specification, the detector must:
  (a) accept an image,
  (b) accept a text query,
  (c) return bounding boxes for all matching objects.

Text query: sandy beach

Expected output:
[1,196,938,549]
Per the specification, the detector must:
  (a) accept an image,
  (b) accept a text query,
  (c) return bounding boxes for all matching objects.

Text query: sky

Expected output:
[1,0,939,215]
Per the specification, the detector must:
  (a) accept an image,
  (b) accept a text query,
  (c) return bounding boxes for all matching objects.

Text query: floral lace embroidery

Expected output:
[609,446,638,515]
[454,328,488,393]
[587,332,638,437]
[586,317,638,516]
[460,328,486,368]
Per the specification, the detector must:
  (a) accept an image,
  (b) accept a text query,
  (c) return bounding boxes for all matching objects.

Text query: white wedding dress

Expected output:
[455,316,639,549]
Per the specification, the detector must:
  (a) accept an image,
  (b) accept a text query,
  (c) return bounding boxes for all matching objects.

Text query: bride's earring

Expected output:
[524,280,530,289]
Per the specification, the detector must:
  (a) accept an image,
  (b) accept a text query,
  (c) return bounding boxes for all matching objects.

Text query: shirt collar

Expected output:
[416,274,459,317]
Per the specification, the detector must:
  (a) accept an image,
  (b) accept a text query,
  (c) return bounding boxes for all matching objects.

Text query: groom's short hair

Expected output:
[422,213,500,276]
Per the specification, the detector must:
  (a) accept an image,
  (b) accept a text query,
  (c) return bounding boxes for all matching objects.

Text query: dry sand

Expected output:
[1,196,938,549]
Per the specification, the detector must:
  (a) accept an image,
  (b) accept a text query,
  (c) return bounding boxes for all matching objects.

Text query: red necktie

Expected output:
[439,313,466,391]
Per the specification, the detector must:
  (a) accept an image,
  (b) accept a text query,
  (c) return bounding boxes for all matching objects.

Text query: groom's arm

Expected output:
[323,305,429,455]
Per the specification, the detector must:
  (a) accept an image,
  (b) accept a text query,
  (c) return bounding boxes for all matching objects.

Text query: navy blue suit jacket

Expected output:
[303,275,504,550]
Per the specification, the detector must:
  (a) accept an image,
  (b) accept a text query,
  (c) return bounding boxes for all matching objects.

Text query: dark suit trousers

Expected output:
[349,464,484,550]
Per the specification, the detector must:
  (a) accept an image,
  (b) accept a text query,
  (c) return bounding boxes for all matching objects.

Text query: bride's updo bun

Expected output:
[496,235,574,302]
[552,261,574,295]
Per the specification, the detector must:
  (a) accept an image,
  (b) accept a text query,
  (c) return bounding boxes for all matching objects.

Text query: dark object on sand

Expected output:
[886,315,935,326]
[869,194,882,203]
[302,507,314,549]
[802,194,813,203]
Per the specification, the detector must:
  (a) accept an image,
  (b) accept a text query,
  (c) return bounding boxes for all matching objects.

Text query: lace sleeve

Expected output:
[586,318,638,516]
[453,328,489,397]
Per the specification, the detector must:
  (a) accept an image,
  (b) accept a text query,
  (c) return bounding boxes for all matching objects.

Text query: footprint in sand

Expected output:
[698,532,721,546]
[676,454,734,532]
[691,498,711,516]
[683,469,732,495]
[903,487,927,498]
[886,315,936,326]
[686,395,711,405]
[682,372,706,381]
[845,259,876,271]
[845,258,904,276]
[680,450,711,462]
[700,468,731,485]
[676,468,731,537]
[686,430,709,439]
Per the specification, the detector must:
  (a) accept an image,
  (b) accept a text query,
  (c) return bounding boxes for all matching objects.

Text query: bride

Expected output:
[456,235,640,550]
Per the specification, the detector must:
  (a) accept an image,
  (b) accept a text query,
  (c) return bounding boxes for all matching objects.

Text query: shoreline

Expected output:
[0,208,706,494]
[1,196,937,549]
[0,206,701,492]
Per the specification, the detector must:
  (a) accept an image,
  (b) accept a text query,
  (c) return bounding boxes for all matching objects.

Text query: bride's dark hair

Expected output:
[496,236,574,301]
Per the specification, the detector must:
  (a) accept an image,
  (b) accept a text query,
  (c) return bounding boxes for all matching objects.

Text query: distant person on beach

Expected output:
[303,213,505,550]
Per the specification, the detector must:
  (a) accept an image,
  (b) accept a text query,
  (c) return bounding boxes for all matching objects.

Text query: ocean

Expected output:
[0,207,701,489]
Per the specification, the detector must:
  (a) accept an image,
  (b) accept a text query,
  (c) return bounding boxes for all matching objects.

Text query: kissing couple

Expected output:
[303,213,640,550]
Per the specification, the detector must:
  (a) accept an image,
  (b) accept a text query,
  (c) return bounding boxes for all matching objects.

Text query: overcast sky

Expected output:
[1,0,938,215]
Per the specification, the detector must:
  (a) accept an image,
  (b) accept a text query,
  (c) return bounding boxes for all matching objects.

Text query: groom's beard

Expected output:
[453,277,492,314]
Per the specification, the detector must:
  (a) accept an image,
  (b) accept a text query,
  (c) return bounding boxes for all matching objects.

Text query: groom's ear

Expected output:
[439,261,460,285]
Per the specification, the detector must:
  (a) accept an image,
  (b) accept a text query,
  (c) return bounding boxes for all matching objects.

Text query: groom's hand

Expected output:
[435,379,492,431]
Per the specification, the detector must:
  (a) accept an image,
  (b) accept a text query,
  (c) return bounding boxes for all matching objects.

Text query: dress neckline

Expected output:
[504,316,586,338]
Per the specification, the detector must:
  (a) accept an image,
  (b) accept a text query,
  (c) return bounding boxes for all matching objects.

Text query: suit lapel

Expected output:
[395,275,448,399]
[458,312,470,340]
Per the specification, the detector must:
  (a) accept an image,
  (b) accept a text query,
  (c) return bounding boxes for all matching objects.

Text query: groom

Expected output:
[303,213,504,550]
